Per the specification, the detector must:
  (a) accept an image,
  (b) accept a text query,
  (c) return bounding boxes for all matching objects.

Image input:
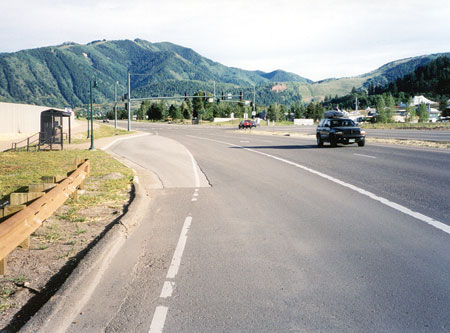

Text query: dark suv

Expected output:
[316,118,365,147]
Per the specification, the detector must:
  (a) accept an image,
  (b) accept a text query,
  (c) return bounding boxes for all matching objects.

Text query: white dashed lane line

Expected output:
[354,153,376,159]
[149,306,168,333]
[149,188,200,332]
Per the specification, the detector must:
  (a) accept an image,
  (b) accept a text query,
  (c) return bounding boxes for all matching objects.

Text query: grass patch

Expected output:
[207,119,296,127]
[9,275,26,285]
[0,150,133,202]
[361,122,450,130]
[70,122,134,144]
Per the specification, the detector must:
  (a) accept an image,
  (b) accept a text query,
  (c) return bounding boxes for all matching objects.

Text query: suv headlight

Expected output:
[335,131,343,135]
[360,130,366,135]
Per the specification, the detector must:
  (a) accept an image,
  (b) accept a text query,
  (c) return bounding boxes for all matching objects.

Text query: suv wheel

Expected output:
[330,137,337,147]
[317,135,323,147]
[358,139,365,147]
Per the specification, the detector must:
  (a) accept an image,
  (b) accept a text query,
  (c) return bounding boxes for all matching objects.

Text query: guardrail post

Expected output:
[71,189,79,202]
[27,137,30,152]
[20,237,30,249]
[0,258,6,275]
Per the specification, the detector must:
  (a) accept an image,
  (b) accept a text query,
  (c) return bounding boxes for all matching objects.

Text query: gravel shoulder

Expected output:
[0,133,145,332]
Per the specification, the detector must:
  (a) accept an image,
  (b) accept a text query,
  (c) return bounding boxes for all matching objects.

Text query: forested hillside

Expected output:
[382,56,450,97]
[0,38,448,108]
[322,55,450,112]
[0,39,308,108]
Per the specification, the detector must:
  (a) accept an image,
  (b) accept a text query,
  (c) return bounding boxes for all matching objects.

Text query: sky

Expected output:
[1,0,450,81]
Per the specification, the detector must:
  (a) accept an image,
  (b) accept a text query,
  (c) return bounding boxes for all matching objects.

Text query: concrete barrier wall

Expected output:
[0,102,72,134]
[294,118,314,126]
[213,117,233,123]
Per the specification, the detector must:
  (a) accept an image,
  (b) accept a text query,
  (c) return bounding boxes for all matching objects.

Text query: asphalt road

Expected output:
[65,123,450,332]
[253,124,450,142]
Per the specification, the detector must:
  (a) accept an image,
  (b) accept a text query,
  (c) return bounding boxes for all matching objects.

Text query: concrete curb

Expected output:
[20,145,151,333]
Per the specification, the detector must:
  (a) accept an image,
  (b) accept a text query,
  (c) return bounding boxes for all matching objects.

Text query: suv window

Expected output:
[330,119,355,127]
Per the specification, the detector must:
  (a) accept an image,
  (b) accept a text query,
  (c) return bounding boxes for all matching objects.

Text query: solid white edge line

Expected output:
[101,133,151,151]
[186,135,450,236]
[185,148,201,188]
[166,216,193,279]
[149,306,168,333]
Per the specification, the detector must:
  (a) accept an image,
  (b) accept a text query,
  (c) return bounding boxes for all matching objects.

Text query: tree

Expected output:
[267,103,281,121]
[439,98,448,116]
[385,94,395,123]
[168,104,182,120]
[280,104,288,120]
[192,91,205,119]
[296,103,307,118]
[376,95,387,123]
[137,101,150,120]
[146,100,167,121]
[180,101,192,120]
[159,100,168,120]
[404,97,414,122]
[418,103,429,122]
[314,103,325,121]
[290,102,303,118]
[147,102,161,121]
[305,102,316,119]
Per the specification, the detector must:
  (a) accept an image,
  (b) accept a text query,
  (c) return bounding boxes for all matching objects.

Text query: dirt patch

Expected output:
[0,173,132,332]
[271,84,287,93]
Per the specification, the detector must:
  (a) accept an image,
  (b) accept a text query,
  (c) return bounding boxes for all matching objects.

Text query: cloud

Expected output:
[1,0,449,80]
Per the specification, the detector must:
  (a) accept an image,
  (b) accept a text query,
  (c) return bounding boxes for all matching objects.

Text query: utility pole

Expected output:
[127,72,131,131]
[253,85,256,113]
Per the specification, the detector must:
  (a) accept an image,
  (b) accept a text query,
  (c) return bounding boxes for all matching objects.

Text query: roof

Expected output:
[41,108,72,117]
[412,95,436,105]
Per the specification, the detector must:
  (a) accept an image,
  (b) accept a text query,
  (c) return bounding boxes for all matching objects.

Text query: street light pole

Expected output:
[127,72,131,131]
[89,79,97,150]
[253,85,256,113]
[114,81,118,128]
[87,105,90,138]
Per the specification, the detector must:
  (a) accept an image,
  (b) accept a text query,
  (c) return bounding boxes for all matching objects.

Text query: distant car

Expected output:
[239,119,256,129]
[316,117,366,147]
[103,118,109,123]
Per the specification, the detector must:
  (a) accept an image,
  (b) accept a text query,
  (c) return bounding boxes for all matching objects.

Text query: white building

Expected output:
[0,102,72,134]
[411,95,436,106]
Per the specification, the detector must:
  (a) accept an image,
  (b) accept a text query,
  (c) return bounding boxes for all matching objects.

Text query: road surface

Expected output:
[253,124,450,142]
[59,123,450,332]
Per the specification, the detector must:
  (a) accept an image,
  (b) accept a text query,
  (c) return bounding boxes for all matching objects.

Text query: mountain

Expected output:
[361,52,450,89]
[382,55,450,97]
[0,39,309,108]
[259,69,313,83]
[0,38,448,107]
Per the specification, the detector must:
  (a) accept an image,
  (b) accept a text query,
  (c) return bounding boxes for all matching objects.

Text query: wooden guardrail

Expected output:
[0,159,90,275]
